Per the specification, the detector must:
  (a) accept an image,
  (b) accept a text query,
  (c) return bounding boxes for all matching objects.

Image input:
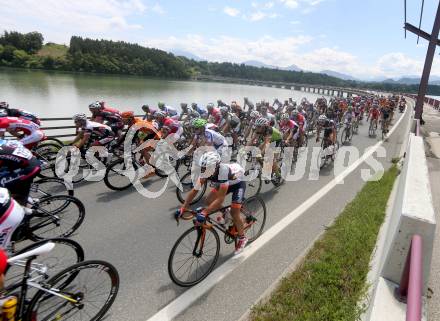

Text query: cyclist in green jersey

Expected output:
[248,117,282,179]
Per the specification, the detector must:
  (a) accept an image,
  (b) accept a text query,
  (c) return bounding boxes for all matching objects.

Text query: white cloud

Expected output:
[0,0,156,43]
[280,0,299,9]
[249,12,267,21]
[151,3,165,15]
[223,6,240,17]
[144,34,440,79]
[145,34,312,66]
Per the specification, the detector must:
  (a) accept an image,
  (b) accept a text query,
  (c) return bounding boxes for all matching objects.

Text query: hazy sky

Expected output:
[2,0,440,80]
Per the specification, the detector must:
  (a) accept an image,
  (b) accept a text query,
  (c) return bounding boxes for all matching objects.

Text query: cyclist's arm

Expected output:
[183,178,207,209]
[260,135,271,154]
[205,183,228,214]
[73,131,90,148]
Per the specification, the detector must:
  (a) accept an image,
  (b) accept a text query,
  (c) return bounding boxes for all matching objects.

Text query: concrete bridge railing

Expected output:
[365,132,436,321]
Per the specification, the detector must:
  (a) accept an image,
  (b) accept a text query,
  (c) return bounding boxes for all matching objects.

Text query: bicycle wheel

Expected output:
[5,238,84,287]
[35,143,61,178]
[241,196,267,242]
[176,171,207,205]
[28,195,85,241]
[104,158,137,191]
[25,260,119,321]
[168,226,220,287]
[30,177,74,199]
[41,138,65,147]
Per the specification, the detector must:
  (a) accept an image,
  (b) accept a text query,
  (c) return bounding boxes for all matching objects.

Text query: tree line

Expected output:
[1,30,439,95]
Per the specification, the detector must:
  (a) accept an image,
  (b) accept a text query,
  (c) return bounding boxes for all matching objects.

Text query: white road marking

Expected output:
[146,109,408,321]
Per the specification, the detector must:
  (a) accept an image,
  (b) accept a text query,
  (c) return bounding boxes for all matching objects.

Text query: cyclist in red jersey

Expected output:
[88,101,124,136]
[0,117,44,149]
[0,102,41,125]
[290,110,306,146]
[206,103,222,126]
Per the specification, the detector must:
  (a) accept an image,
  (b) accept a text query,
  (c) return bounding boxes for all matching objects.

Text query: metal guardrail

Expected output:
[397,234,423,321]
[39,115,145,140]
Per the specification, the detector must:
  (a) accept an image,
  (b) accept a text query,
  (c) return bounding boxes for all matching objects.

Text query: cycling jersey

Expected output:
[162,106,178,117]
[0,188,24,249]
[161,117,180,134]
[92,107,123,133]
[3,108,41,125]
[259,126,282,143]
[0,117,45,149]
[280,120,299,133]
[132,118,161,140]
[196,129,228,149]
[208,108,222,126]
[291,114,305,131]
[209,163,246,204]
[0,141,41,203]
[370,109,380,120]
[80,121,114,146]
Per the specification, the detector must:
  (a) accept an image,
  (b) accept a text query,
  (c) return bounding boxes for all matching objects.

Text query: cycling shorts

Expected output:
[211,181,246,204]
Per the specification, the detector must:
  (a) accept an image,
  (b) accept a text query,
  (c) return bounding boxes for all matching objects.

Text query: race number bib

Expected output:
[12,146,33,159]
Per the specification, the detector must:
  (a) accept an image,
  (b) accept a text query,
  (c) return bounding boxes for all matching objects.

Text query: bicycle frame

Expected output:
[5,255,80,320]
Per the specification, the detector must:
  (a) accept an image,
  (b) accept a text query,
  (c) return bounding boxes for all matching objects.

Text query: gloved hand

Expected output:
[196,208,207,223]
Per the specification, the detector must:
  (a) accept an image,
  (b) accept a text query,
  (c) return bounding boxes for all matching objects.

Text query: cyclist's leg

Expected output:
[0,197,25,248]
[228,182,246,236]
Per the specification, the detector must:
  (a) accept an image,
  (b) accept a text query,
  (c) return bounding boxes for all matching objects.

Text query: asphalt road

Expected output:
[65,104,411,321]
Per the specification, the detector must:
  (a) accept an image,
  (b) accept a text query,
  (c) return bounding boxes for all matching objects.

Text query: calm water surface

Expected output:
[0,68,328,118]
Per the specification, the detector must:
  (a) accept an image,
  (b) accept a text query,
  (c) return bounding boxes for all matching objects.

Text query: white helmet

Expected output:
[250,110,261,119]
[280,113,290,120]
[255,117,269,127]
[199,151,221,168]
[318,115,327,123]
[73,113,88,122]
[154,110,167,119]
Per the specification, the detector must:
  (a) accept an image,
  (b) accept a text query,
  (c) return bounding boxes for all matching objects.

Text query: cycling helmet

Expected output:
[219,106,228,114]
[73,113,88,122]
[207,103,214,110]
[291,110,299,117]
[0,102,9,109]
[250,110,261,119]
[88,101,102,110]
[142,104,150,112]
[255,117,269,127]
[318,115,327,124]
[280,113,290,121]
[154,111,167,119]
[190,110,200,118]
[158,102,165,109]
[199,151,221,168]
[121,111,135,119]
[191,118,207,128]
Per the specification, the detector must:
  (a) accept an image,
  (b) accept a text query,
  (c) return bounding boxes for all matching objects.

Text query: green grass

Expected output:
[37,43,68,58]
[251,165,399,321]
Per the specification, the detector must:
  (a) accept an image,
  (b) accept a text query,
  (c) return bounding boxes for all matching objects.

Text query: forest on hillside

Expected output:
[1,30,439,95]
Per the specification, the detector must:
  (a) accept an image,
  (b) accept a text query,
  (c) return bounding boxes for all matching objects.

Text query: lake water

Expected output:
[0,68,327,118]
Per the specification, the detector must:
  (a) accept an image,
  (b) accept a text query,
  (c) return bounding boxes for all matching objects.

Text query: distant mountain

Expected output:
[383,75,440,85]
[320,70,357,81]
[171,49,203,61]
[284,64,302,72]
[242,60,279,69]
[242,60,302,72]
